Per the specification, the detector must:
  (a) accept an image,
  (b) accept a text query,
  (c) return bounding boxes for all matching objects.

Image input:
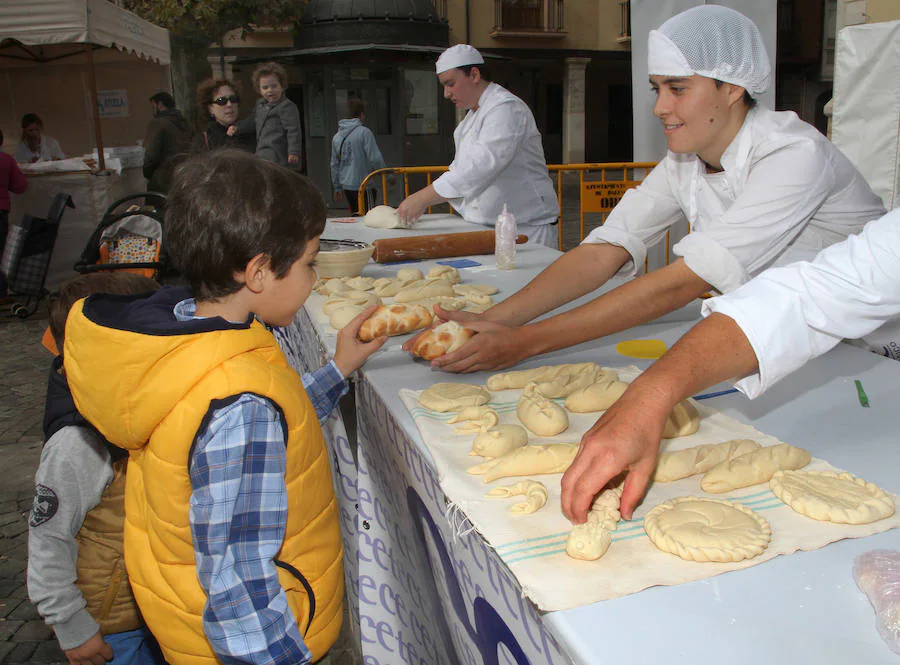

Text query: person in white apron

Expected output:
[561,205,900,524]
[422,6,885,374]
[395,45,560,247]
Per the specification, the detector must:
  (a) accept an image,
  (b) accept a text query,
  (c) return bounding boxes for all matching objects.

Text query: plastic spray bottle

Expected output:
[495,203,517,270]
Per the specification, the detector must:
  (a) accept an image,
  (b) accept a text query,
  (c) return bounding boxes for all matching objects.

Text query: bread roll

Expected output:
[409,321,475,360]
[358,304,433,341]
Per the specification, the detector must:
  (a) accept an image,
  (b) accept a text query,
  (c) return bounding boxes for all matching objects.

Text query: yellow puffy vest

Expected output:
[65,297,343,665]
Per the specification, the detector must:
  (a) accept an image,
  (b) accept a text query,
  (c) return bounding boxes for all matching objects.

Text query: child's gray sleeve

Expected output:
[27,428,114,650]
[233,115,256,137]
[280,101,303,157]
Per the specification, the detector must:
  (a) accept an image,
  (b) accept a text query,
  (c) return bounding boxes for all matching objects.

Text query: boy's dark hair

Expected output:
[165,149,325,300]
[150,91,176,109]
[347,98,365,119]
[252,61,289,91]
[51,273,160,357]
[21,113,42,129]
[459,64,491,82]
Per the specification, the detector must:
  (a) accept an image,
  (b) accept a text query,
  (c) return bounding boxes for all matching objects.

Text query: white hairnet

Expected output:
[436,45,484,74]
[648,5,771,96]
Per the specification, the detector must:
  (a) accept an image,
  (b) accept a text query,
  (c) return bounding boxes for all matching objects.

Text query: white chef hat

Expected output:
[435,44,485,75]
[647,5,771,97]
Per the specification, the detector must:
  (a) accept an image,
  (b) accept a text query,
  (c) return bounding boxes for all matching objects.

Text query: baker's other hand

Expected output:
[430,320,528,373]
[561,383,669,524]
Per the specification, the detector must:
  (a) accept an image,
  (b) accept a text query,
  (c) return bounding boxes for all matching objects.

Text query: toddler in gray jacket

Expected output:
[229,61,302,168]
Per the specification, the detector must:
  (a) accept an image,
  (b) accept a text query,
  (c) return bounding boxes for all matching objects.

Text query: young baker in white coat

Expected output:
[420,6,886,373]
[561,205,900,524]
[395,45,560,247]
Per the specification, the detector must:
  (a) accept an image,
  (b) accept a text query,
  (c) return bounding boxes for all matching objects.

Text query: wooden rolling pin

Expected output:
[372,230,528,263]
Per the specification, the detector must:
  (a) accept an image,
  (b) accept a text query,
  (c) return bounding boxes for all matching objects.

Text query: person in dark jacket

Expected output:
[191,79,254,154]
[142,92,194,193]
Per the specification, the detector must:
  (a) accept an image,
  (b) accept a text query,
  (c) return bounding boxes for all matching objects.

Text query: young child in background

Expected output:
[27,272,165,665]
[229,61,302,168]
[63,149,387,665]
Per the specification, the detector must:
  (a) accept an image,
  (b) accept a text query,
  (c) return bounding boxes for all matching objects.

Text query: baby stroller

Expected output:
[74,192,169,281]
[0,192,75,319]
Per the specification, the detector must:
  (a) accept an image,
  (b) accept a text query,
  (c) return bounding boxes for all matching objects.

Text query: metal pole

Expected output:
[83,43,106,171]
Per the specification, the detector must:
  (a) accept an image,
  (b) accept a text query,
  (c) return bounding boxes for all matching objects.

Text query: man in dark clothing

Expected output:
[143,92,194,193]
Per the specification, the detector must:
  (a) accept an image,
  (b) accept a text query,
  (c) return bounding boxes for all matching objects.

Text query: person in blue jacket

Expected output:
[330,99,386,215]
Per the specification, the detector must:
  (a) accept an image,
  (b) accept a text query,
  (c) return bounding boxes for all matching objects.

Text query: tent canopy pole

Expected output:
[83,43,106,171]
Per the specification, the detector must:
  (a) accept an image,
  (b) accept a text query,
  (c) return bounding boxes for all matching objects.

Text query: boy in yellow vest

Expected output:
[27,272,165,665]
[63,149,387,665]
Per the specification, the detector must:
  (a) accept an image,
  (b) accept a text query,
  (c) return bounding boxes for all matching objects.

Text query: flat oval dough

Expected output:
[487,362,604,391]
[418,382,490,413]
[566,521,612,561]
[329,305,365,331]
[471,424,528,458]
[770,470,895,524]
[517,383,568,436]
[654,439,761,483]
[564,377,628,413]
[364,205,403,229]
[644,497,771,562]
[467,443,578,483]
[486,480,549,515]
[700,443,811,493]
[662,400,701,439]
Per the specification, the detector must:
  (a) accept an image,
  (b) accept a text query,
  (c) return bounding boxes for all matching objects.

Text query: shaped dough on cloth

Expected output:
[566,521,612,561]
[447,405,497,423]
[533,373,603,399]
[654,439,761,482]
[396,268,424,284]
[487,362,605,391]
[451,407,499,433]
[471,424,529,458]
[329,306,365,331]
[427,265,461,284]
[487,480,549,515]
[770,470,895,524]
[517,382,568,436]
[322,291,380,315]
[358,304,433,341]
[410,321,475,360]
[662,400,701,439]
[586,484,623,530]
[643,497,771,563]
[364,205,403,229]
[467,443,578,483]
[371,278,403,297]
[418,382,490,413]
[701,443,811,493]
[564,376,628,412]
[394,279,456,303]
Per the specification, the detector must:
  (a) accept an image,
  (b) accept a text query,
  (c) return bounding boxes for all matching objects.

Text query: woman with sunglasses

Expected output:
[192,79,255,153]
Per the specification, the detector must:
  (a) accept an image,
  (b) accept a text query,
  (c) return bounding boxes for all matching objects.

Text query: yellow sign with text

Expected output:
[580,181,641,214]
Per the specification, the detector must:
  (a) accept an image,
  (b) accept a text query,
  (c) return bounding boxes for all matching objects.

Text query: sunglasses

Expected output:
[212,95,240,106]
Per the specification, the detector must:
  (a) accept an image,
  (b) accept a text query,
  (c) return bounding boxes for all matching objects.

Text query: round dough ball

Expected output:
[364,205,402,229]
[397,268,424,284]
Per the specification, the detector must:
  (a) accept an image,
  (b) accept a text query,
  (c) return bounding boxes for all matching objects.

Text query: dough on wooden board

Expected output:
[427,265,461,284]
[418,382,490,413]
[654,439,761,483]
[564,376,629,412]
[770,470,895,524]
[486,362,604,391]
[329,306,365,331]
[471,424,529,458]
[394,279,456,303]
[517,382,569,436]
[662,400,701,438]
[701,443,811,493]
[486,480,549,515]
[467,443,578,483]
[364,205,403,229]
[643,497,771,562]
[450,407,499,433]
[358,303,433,340]
[396,268,424,284]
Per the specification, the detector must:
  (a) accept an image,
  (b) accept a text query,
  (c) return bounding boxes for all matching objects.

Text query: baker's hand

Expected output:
[402,305,484,353]
[65,631,113,665]
[430,319,529,373]
[396,190,431,226]
[561,383,670,524]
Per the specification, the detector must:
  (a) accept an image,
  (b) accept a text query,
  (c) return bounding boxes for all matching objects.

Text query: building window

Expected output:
[618,1,631,43]
[492,0,566,36]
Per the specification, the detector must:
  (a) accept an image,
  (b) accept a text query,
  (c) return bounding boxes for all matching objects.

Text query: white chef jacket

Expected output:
[583,106,885,294]
[14,136,65,164]
[432,83,559,234]
[702,207,900,398]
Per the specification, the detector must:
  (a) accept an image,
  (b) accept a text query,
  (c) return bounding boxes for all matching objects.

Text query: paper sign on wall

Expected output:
[97,89,129,118]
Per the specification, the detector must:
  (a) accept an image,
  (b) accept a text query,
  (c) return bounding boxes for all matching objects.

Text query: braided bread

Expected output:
[409,321,475,360]
[358,304,433,341]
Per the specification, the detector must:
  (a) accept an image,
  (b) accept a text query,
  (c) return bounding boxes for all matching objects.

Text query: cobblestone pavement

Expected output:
[0,179,592,664]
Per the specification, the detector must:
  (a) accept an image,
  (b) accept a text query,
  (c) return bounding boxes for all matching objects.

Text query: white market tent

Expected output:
[0,0,170,169]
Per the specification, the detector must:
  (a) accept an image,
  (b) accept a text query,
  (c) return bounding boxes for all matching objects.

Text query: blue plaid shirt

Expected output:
[175,299,347,664]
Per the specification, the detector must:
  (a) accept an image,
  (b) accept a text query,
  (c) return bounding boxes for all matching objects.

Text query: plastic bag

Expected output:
[853,549,900,654]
